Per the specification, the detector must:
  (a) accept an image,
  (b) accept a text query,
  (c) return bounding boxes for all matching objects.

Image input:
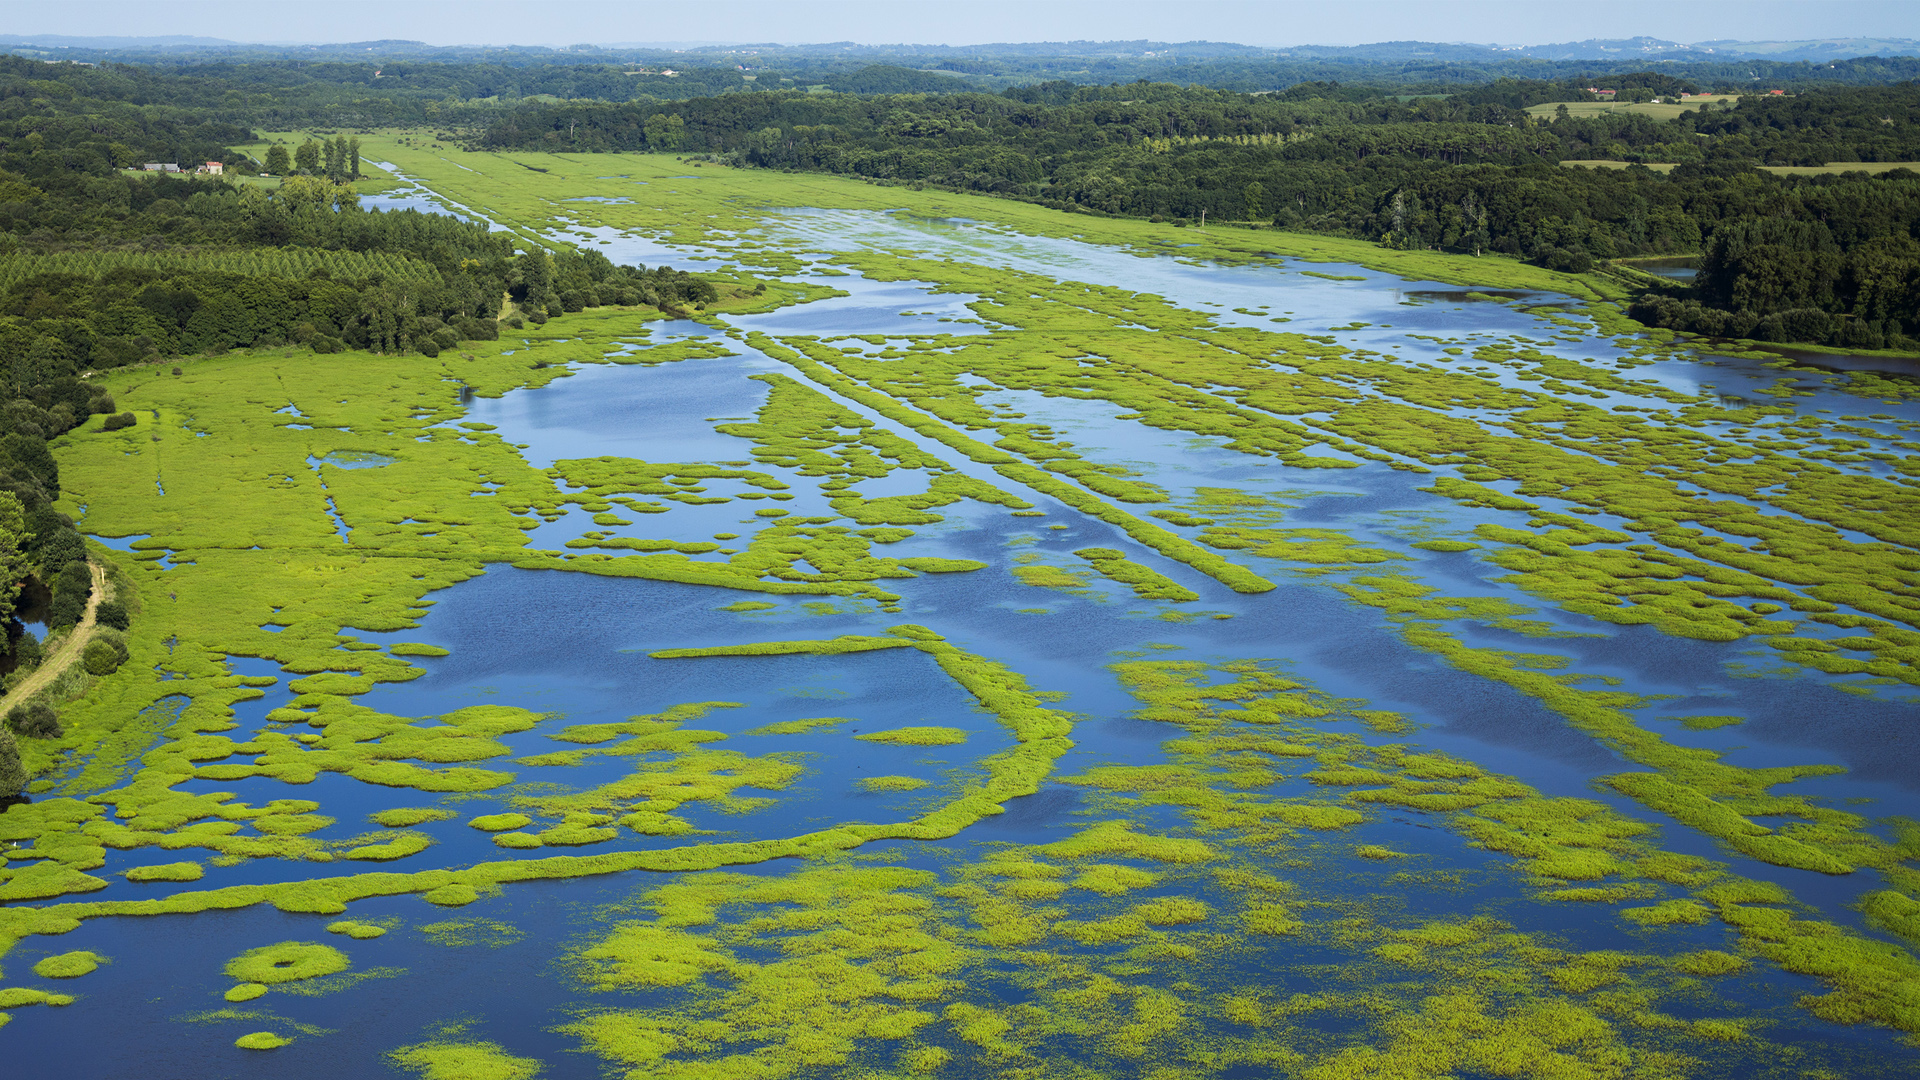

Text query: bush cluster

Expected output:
[6,700,60,739]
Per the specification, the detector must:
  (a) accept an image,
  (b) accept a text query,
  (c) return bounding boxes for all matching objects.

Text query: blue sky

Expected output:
[2,0,1916,48]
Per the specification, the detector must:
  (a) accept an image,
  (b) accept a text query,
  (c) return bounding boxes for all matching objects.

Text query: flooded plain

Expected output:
[12,181,1920,1079]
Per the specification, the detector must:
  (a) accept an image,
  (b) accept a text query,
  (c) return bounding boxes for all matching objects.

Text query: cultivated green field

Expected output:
[1565,158,1920,176]
[1526,94,1742,121]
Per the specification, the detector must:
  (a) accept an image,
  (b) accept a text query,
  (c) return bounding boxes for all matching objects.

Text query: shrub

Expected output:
[171,366,183,375]
[7,701,60,739]
[1754,308,1834,343]
[452,315,498,341]
[39,530,85,568]
[47,560,90,629]
[55,559,91,596]
[95,599,128,630]
[88,395,116,415]
[25,506,69,541]
[417,340,440,358]
[47,591,85,629]
[102,412,136,431]
[82,637,126,676]
[0,729,23,799]
[1542,247,1594,274]
[11,632,43,671]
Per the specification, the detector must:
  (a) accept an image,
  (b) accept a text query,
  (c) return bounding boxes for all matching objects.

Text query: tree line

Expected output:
[264,135,362,181]
[479,79,1920,349]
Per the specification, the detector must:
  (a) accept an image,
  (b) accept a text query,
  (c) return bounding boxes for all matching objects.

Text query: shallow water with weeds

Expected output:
[4,142,1919,1078]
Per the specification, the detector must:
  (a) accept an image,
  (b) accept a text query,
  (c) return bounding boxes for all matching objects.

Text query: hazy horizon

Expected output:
[3,0,1917,52]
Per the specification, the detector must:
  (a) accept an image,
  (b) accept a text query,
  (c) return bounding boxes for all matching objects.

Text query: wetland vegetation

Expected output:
[0,41,1918,1080]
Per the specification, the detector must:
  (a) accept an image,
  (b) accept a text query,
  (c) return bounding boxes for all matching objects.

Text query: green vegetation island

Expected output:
[0,36,1916,1080]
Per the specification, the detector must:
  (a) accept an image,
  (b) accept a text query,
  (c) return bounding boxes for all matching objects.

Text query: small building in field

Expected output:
[197,161,223,175]
[143,163,181,172]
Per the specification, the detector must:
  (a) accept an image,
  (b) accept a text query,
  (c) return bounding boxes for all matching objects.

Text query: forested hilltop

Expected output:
[485,79,1920,351]
[12,33,1920,95]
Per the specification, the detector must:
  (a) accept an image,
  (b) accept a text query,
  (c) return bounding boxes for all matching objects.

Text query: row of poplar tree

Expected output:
[261,135,361,181]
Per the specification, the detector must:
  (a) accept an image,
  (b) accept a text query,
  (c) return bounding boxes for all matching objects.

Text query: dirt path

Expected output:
[1,561,107,714]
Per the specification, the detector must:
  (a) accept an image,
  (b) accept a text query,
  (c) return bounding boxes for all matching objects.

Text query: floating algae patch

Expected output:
[550,758,1869,1080]
[1074,546,1199,601]
[857,775,931,792]
[1668,714,1747,731]
[389,643,451,658]
[1011,562,1090,591]
[649,635,916,658]
[854,726,969,747]
[391,1028,544,1080]
[419,917,525,949]
[327,920,390,940]
[126,862,203,883]
[744,717,846,736]
[374,807,458,827]
[1413,538,1482,553]
[31,951,104,978]
[53,693,189,797]
[224,941,350,985]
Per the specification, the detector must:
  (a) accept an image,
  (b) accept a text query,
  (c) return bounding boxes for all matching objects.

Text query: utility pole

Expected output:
[1199,209,1206,230]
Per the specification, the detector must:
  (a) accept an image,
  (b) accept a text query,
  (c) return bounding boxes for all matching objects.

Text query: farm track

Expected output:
[1,561,107,714]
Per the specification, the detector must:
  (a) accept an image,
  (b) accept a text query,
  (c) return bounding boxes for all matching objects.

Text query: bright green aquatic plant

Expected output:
[858,775,931,792]
[326,920,389,940]
[854,727,969,747]
[1073,547,1199,601]
[649,635,915,658]
[224,941,351,985]
[373,807,457,827]
[0,134,1913,1071]
[391,1035,544,1080]
[125,862,203,883]
[31,951,103,978]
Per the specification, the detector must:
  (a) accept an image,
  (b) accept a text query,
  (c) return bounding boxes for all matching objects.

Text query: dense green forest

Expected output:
[482,80,1920,350]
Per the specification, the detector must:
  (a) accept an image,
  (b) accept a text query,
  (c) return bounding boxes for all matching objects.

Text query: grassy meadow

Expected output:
[1565,158,1920,175]
[1525,94,1743,121]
